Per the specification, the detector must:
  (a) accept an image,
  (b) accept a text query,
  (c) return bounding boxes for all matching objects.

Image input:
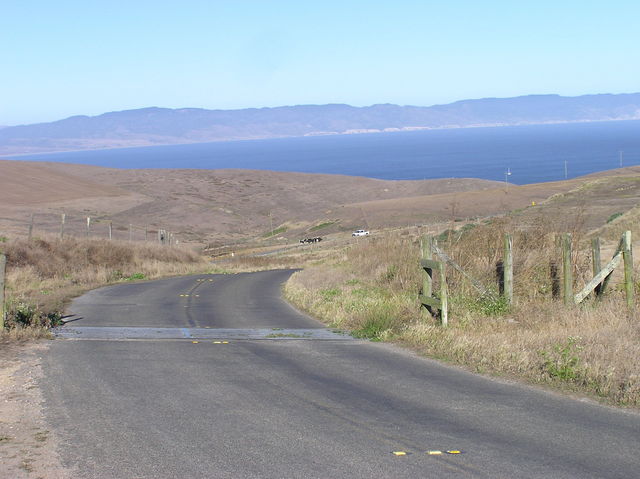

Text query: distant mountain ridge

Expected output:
[2,93,640,155]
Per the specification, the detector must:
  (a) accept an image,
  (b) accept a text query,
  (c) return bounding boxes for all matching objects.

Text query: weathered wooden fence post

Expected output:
[108,221,113,240]
[419,238,448,326]
[145,226,148,242]
[503,233,513,305]
[60,213,66,239]
[550,261,560,299]
[591,237,602,297]
[562,233,573,306]
[622,230,634,311]
[421,235,433,299]
[86,217,91,238]
[129,224,133,242]
[439,261,448,326]
[0,254,5,329]
[28,213,34,240]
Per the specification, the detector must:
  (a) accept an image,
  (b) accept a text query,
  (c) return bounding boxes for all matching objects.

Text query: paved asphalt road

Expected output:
[42,270,640,478]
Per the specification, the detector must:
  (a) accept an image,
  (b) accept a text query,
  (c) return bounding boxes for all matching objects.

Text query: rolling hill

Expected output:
[3,160,640,247]
[1,93,639,155]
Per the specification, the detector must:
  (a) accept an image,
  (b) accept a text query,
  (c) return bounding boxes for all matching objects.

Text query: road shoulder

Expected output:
[0,341,71,479]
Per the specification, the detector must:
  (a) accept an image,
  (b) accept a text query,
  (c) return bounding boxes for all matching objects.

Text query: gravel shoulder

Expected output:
[0,341,71,479]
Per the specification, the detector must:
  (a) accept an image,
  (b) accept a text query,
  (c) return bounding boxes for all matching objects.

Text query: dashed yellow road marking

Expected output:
[427,451,443,455]
[446,450,461,454]
[392,451,407,456]
[192,341,199,344]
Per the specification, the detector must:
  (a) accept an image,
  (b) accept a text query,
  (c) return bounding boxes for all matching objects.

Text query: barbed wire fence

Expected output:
[13,212,178,245]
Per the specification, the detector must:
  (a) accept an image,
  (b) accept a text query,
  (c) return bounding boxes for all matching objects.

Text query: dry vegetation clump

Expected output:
[284,219,640,407]
[1,235,209,337]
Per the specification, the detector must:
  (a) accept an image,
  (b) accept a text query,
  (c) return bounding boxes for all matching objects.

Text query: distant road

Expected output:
[42,270,640,478]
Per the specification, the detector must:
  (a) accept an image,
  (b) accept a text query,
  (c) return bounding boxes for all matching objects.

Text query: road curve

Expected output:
[65,269,323,329]
[40,270,640,478]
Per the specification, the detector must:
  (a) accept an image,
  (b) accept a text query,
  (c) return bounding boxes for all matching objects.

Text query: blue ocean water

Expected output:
[8,120,640,185]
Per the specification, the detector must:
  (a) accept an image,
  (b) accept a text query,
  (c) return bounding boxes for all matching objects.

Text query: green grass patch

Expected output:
[310,221,337,231]
[125,272,146,281]
[320,288,342,300]
[351,302,396,341]
[263,226,288,238]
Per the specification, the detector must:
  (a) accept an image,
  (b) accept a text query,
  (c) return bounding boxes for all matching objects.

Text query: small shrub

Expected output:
[607,212,623,223]
[539,337,583,381]
[352,304,395,341]
[125,272,146,281]
[4,300,63,329]
[12,302,38,326]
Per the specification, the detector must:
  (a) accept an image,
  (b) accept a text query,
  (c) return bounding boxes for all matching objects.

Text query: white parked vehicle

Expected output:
[352,229,370,237]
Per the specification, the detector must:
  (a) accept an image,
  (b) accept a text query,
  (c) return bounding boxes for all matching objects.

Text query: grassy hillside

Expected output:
[0,159,503,244]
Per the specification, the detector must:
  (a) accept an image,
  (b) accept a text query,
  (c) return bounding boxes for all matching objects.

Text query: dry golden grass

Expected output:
[1,235,210,332]
[284,220,640,407]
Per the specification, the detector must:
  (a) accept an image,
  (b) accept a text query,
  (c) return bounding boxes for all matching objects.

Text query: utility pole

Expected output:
[564,160,568,180]
[619,150,624,169]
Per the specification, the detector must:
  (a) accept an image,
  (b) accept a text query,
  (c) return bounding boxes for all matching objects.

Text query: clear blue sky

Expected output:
[1,0,638,125]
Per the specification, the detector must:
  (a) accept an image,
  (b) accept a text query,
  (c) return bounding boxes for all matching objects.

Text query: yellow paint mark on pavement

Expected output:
[192,341,199,344]
[427,451,443,455]
[446,450,461,454]
[392,451,407,456]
